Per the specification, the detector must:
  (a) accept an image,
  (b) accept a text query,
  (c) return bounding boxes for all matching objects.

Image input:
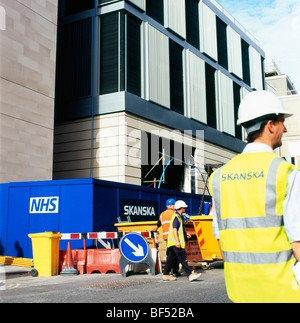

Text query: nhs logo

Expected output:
[29,197,59,214]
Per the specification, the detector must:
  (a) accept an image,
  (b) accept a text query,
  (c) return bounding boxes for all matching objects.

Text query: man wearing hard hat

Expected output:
[209,90,300,303]
[153,198,180,276]
[153,199,176,241]
[162,200,202,282]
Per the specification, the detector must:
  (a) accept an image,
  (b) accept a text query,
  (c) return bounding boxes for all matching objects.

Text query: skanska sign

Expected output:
[124,205,156,217]
[119,199,158,222]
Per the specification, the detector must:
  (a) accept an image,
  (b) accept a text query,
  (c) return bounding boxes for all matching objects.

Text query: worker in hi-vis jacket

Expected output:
[153,198,180,276]
[209,90,300,303]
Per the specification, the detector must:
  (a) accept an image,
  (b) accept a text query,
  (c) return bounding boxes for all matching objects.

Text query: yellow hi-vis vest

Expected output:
[209,152,300,303]
[167,212,185,249]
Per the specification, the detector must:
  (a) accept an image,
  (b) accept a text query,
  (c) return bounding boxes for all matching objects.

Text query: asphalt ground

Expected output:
[0,265,231,307]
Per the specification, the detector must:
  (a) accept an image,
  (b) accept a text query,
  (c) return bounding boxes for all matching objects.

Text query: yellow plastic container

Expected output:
[28,232,62,277]
[190,216,222,261]
[115,221,157,232]
[115,221,163,249]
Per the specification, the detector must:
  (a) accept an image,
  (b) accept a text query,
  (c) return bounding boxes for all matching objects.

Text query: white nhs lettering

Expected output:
[30,197,59,214]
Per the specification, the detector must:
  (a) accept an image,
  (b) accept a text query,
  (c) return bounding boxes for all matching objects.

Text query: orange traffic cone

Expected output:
[60,242,78,275]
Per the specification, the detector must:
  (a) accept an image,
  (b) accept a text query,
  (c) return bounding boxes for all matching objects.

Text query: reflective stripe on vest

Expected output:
[223,249,294,265]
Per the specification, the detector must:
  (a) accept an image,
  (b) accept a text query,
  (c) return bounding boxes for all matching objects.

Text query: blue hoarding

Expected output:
[0,178,210,259]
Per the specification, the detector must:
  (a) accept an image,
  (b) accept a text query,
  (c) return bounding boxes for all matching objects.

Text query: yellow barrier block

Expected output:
[115,221,158,233]
[0,256,33,268]
[190,216,222,261]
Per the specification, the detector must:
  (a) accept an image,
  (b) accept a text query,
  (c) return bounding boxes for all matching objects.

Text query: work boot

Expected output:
[163,274,177,281]
[188,271,201,282]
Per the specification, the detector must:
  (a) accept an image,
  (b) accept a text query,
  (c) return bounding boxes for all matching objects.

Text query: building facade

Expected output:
[265,63,300,167]
[0,0,58,183]
[280,95,300,168]
[53,0,265,193]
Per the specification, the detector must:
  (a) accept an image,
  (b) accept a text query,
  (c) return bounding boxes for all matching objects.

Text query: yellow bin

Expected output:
[28,232,62,277]
[190,216,222,262]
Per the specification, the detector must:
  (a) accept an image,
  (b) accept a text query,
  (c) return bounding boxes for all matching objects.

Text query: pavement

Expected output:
[0,264,231,304]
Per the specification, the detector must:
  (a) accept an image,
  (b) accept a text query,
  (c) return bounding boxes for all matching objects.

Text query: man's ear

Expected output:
[266,120,275,134]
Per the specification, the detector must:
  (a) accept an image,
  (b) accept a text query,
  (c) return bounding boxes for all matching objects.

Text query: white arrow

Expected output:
[124,238,144,257]
[98,239,111,249]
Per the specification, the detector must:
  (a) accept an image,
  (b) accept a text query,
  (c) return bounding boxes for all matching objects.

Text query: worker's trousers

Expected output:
[163,246,192,276]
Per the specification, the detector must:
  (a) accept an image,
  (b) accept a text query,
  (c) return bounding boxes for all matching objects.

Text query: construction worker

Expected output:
[209,90,300,303]
[153,198,176,240]
[162,200,202,282]
[153,198,180,276]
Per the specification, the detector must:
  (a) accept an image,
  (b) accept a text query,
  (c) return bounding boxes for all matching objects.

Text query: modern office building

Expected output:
[1,0,266,195]
[265,61,298,96]
[53,0,265,194]
[265,62,300,167]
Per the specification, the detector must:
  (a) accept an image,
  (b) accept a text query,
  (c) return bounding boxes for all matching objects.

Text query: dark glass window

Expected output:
[216,17,228,70]
[146,0,164,25]
[241,39,251,86]
[100,11,141,96]
[261,56,265,90]
[205,63,217,129]
[99,0,113,5]
[100,12,119,94]
[233,82,242,139]
[185,0,200,50]
[56,18,92,100]
[127,13,141,96]
[120,12,126,92]
[169,40,184,115]
[64,0,94,16]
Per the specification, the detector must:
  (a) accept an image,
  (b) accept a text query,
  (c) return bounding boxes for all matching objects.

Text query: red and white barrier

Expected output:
[60,231,153,240]
[61,232,118,240]
[120,231,153,238]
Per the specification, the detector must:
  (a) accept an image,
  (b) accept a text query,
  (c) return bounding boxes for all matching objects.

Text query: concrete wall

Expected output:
[0,0,58,183]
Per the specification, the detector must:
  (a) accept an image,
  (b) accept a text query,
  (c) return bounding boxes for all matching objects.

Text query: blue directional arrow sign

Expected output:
[119,232,149,263]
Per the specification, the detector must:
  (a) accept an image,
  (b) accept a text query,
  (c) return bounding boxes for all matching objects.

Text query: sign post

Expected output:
[119,232,155,277]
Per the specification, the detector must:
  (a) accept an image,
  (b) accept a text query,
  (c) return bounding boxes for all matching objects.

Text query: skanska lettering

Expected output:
[124,205,156,217]
[221,171,264,182]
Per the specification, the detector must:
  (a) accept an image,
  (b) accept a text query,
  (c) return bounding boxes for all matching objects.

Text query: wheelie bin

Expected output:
[28,232,62,277]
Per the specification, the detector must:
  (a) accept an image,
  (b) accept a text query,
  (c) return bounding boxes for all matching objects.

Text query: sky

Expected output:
[216,0,300,93]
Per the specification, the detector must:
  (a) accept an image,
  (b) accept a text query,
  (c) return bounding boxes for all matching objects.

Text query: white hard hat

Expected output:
[237,90,293,126]
[175,200,188,210]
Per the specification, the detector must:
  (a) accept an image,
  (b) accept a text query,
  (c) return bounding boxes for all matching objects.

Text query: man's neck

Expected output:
[253,138,274,150]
